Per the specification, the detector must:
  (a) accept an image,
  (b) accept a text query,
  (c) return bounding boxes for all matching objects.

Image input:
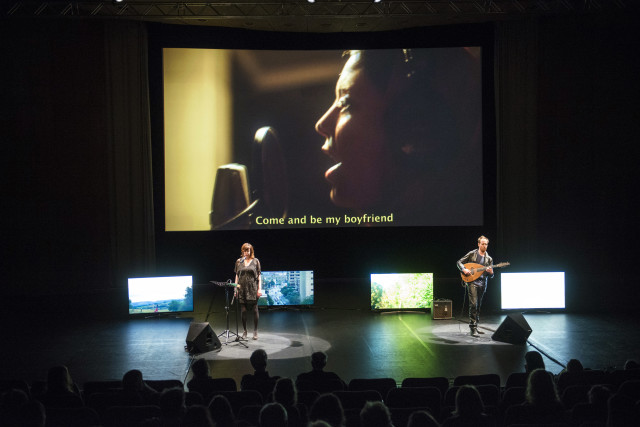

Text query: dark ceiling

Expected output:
[3,0,634,33]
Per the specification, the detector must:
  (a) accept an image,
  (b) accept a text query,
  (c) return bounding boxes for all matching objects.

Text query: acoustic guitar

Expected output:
[460,262,510,283]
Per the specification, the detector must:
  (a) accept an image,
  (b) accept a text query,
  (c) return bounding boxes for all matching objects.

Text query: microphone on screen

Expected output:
[209,164,258,230]
[209,126,288,230]
[250,126,289,223]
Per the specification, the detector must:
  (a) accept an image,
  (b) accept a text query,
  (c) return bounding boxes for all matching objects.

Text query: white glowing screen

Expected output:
[501,272,565,309]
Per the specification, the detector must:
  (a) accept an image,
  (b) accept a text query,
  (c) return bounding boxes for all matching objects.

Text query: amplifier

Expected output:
[432,299,452,319]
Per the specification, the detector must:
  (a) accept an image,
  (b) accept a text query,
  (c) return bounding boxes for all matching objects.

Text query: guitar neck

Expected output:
[478,263,506,272]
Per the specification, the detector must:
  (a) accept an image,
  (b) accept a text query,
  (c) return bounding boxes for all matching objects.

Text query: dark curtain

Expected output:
[494,18,540,263]
[104,20,156,285]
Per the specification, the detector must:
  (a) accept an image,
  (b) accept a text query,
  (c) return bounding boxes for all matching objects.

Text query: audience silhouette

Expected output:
[272,377,305,427]
[524,350,546,373]
[308,392,346,427]
[182,404,215,427]
[259,401,288,426]
[121,369,159,405]
[207,394,236,427]
[2,348,640,427]
[359,400,393,427]
[442,384,494,427]
[504,368,568,425]
[241,349,281,401]
[296,351,346,393]
[407,409,440,427]
[186,358,217,398]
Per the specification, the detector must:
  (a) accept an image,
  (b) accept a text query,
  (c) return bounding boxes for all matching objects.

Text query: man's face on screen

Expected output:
[315,52,390,210]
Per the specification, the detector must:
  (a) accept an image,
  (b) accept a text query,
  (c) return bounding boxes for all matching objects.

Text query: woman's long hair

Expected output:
[453,384,485,418]
[526,368,560,406]
[241,242,255,259]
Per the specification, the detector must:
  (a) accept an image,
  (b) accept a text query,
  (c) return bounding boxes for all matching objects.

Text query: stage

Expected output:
[1,305,638,389]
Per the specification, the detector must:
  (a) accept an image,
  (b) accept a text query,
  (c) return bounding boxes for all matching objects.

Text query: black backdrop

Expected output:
[2,12,639,319]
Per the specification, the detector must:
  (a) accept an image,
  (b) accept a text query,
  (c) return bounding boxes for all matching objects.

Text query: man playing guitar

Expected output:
[457,236,494,337]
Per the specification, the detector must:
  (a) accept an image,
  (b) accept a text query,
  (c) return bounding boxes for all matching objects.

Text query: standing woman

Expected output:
[235,243,262,340]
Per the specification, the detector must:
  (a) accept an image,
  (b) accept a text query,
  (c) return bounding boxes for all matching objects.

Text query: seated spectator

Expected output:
[504,369,567,426]
[0,388,29,425]
[259,402,288,427]
[20,399,46,427]
[407,410,440,427]
[556,358,586,389]
[208,394,236,427]
[158,387,186,427]
[617,379,640,401]
[524,351,545,373]
[38,365,83,407]
[565,358,584,373]
[241,349,280,400]
[607,392,637,427]
[624,359,639,370]
[442,385,494,427]
[296,352,345,392]
[187,358,217,397]
[589,384,612,408]
[182,404,214,427]
[272,377,305,427]
[139,387,187,427]
[570,384,611,426]
[121,369,159,405]
[308,393,345,427]
[359,401,393,427]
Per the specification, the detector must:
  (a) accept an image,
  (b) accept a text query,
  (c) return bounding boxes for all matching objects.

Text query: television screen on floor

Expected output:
[370,273,434,310]
[128,275,194,314]
[501,272,565,309]
[259,270,314,307]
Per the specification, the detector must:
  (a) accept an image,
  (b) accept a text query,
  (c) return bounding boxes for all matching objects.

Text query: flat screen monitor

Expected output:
[370,273,433,310]
[128,275,194,314]
[500,272,565,309]
[260,270,314,307]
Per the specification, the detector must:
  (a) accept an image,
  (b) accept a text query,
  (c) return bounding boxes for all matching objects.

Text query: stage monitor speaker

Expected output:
[186,322,221,353]
[432,299,452,319]
[491,313,532,344]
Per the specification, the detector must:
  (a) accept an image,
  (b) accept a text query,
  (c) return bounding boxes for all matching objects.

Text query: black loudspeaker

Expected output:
[491,313,532,344]
[186,322,221,353]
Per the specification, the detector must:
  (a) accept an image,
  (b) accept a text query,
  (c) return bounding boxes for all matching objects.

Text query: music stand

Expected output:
[209,280,247,348]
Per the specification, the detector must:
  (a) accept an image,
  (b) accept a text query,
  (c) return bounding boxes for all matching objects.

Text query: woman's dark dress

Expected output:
[235,257,261,303]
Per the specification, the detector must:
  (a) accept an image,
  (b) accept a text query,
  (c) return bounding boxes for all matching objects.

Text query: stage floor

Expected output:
[1,307,638,389]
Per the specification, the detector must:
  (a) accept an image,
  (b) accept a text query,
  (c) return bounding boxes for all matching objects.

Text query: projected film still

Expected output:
[370,273,433,310]
[128,275,194,314]
[162,47,483,231]
[259,270,314,307]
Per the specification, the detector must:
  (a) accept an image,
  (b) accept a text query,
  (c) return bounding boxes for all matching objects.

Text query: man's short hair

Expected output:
[311,351,328,370]
[250,349,268,370]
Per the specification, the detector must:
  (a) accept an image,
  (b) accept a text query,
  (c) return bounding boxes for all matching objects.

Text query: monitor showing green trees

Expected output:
[370,273,433,310]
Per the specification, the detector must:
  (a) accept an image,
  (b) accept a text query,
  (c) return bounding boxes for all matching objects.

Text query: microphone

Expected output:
[209,164,258,230]
[251,127,289,224]
[209,126,288,230]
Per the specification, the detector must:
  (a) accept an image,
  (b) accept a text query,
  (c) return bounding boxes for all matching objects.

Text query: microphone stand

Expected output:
[211,280,247,348]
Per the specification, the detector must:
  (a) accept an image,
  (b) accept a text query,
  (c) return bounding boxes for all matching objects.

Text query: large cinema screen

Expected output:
[162,47,483,231]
